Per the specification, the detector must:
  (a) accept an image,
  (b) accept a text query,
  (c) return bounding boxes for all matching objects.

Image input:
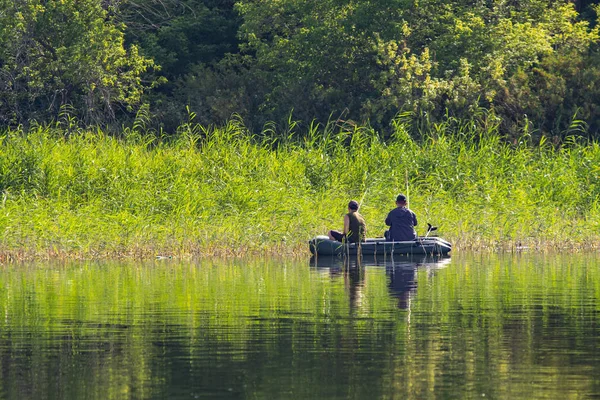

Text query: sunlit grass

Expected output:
[1,114,599,260]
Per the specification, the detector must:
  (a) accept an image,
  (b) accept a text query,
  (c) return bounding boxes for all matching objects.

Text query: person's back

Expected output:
[346,211,366,243]
[385,194,417,241]
[328,200,367,243]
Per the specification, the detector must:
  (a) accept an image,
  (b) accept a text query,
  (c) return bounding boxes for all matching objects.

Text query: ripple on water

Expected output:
[0,255,599,399]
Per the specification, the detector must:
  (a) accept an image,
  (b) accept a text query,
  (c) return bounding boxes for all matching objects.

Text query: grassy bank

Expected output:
[1,115,599,260]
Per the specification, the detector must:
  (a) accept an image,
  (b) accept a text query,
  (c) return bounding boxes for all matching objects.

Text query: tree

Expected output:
[235,0,411,126]
[0,0,156,126]
[235,0,600,137]
[118,0,240,79]
[110,0,242,130]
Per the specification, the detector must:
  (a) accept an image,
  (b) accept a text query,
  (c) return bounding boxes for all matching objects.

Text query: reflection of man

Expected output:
[345,263,365,312]
[309,256,366,313]
[387,265,417,309]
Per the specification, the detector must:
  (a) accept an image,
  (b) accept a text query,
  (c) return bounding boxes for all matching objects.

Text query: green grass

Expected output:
[1,114,600,259]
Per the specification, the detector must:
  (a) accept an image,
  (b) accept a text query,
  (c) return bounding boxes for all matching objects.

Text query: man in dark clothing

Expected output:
[385,194,417,241]
[328,200,367,243]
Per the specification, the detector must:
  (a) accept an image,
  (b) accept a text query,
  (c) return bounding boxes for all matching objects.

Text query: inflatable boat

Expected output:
[309,235,452,256]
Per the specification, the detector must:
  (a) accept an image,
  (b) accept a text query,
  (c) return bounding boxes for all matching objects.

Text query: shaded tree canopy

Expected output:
[233,0,600,136]
[1,0,599,139]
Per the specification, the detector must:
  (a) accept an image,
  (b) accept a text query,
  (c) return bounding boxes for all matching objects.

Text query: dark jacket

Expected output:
[385,207,417,241]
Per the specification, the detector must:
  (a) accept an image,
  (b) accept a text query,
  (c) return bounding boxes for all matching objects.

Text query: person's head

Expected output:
[348,200,359,211]
[395,194,407,207]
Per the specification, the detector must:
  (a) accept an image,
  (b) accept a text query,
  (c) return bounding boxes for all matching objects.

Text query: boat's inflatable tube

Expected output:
[309,235,452,256]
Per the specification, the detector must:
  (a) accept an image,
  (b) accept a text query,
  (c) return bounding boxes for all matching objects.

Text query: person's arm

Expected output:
[343,214,350,235]
[413,212,418,226]
[385,211,392,226]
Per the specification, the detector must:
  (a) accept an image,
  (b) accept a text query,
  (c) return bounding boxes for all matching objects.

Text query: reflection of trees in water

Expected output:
[2,257,600,399]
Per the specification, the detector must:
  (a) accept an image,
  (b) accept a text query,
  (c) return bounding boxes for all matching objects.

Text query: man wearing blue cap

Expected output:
[385,194,417,241]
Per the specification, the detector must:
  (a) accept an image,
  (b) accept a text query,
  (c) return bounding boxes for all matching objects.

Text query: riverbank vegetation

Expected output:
[1,113,599,260]
[2,1,600,259]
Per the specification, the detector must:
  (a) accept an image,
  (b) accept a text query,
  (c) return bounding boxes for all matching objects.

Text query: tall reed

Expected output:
[1,115,599,260]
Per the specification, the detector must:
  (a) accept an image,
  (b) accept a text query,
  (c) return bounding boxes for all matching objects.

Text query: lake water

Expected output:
[0,253,599,399]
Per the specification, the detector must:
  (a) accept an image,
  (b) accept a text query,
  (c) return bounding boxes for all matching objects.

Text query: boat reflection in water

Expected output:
[310,254,451,310]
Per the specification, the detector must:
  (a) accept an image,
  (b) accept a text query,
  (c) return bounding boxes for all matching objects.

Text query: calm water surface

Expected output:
[0,253,599,399]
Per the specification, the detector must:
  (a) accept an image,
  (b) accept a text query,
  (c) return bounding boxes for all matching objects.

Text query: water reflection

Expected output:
[0,255,599,399]
[387,262,416,309]
[310,254,451,310]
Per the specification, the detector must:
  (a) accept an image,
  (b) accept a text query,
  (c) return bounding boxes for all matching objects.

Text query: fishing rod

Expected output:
[358,171,372,210]
[406,168,429,253]
[405,169,410,209]
[358,186,369,210]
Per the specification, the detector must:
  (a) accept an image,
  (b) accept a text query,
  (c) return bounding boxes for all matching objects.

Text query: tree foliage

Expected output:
[0,0,155,125]
[233,0,600,137]
[0,0,599,139]
[118,0,239,79]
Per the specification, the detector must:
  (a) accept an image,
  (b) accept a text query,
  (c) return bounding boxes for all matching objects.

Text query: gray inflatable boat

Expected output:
[309,236,452,256]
